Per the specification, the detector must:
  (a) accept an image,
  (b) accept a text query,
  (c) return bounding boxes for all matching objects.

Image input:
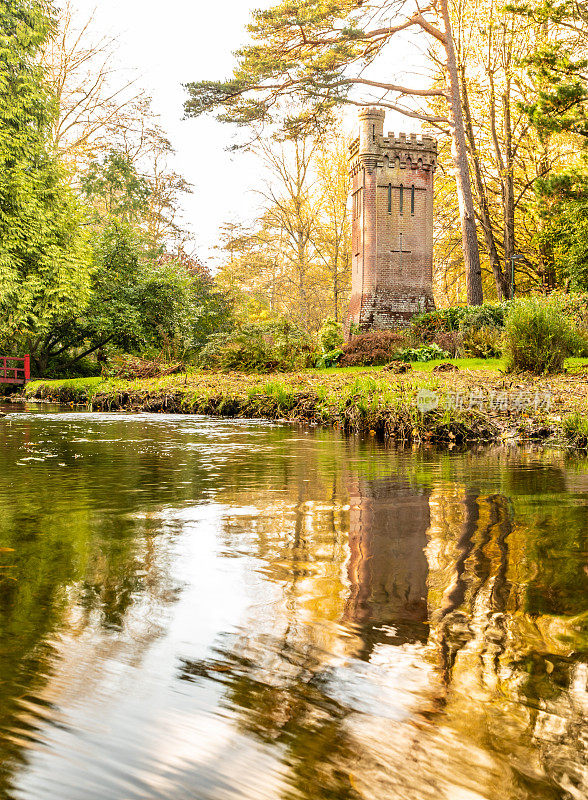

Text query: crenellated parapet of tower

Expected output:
[349,109,438,175]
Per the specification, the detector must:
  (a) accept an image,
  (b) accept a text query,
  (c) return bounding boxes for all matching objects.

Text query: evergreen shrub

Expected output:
[199,320,317,373]
[504,298,581,374]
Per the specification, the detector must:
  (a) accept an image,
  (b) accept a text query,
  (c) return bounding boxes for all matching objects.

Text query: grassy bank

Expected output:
[18,358,588,448]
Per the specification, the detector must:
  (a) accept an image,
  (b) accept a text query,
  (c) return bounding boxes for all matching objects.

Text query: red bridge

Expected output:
[0,355,31,385]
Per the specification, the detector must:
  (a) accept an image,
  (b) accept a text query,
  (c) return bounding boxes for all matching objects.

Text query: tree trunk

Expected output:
[333,237,340,321]
[502,89,516,286]
[439,0,483,305]
[460,67,510,299]
[488,72,516,297]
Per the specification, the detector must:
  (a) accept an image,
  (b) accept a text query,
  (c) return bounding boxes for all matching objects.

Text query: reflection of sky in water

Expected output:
[0,408,586,800]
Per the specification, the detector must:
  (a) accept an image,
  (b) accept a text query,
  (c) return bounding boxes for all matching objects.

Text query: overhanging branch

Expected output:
[344,96,448,124]
[333,76,446,97]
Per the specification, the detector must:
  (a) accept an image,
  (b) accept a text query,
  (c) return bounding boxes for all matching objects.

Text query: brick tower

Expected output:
[348,108,437,329]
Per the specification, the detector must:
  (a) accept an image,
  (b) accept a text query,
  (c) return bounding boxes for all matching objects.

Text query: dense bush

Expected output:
[549,292,588,326]
[44,356,102,379]
[410,307,468,341]
[199,320,318,373]
[504,298,581,374]
[315,317,345,367]
[459,302,512,333]
[316,348,344,368]
[461,326,503,358]
[412,302,512,346]
[394,343,451,363]
[431,330,464,358]
[339,330,406,367]
[547,292,588,354]
[563,413,588,448]
[318,317,344,353]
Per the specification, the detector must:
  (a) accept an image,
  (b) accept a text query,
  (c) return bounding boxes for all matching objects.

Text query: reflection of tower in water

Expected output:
[343,476,431,653]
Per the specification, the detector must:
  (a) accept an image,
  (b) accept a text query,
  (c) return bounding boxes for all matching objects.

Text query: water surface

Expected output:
[0,406,586,799]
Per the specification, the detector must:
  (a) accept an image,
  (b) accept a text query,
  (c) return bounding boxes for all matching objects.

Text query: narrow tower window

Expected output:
[411,185,415,215]
[352,188,362,220]
[388,183,392,213]
[399,184,404,215]
[372,124,376,142]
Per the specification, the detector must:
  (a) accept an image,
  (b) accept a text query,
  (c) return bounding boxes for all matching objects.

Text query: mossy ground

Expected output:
[19,357,588,447]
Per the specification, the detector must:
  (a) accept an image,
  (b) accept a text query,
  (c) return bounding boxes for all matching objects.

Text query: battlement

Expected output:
[383,132,437,151]
[349,131,437,172]
[349,132,437,155]
[358,107,386,118]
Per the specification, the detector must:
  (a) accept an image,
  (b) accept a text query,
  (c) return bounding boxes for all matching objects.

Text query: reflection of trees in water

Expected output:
[430,490,514,684]
[0,511,176,798]
[181,471,435,799]
[0,419,187,799]
[180,634,361,800]
[189,452,588,800]
[1,413,587,800]
[0,417,375,798]
[427,482,588,799]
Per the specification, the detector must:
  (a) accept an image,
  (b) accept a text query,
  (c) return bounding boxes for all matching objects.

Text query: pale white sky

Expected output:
[66,1,425,268]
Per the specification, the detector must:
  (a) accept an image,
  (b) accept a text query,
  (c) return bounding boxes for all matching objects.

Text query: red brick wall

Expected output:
[348,114,437,331]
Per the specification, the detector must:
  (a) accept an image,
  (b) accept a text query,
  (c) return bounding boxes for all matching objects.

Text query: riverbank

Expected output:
[13,361,588,448]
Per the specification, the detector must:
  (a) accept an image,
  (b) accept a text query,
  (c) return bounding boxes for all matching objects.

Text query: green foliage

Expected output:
[513,0,588,291]
[318,317,344,353]
[549,291,588,325]
[80,151,151,224]
[562,412,588,448]
[547,292,588,353]
[315,348,343,368]
[504,297,581,374]
[0,2,231,379]
[535,171,588,290]
[85,226,232,359]
[28,223,232,376]
[411,307,469,340]
[316,317,344,367]
[511,0,588,140]
[524,47,588,139]
[412,303,513,345]
[256,379,298,413]
[459,302,512,332]
[339,330,406,367]
[199,320,318,373]
[394,343,451,363]
[44,356,102,380]
[184,1,365,130]
[86,221,146,348]
[186,279,234,354]
[0,0,92,352]
[461,326,503,358]
[411,304,513,360]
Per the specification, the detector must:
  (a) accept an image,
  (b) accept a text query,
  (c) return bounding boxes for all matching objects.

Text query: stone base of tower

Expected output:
[348,287,435,331]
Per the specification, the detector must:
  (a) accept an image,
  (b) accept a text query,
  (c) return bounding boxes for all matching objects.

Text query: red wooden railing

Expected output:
[0,355,31,385]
